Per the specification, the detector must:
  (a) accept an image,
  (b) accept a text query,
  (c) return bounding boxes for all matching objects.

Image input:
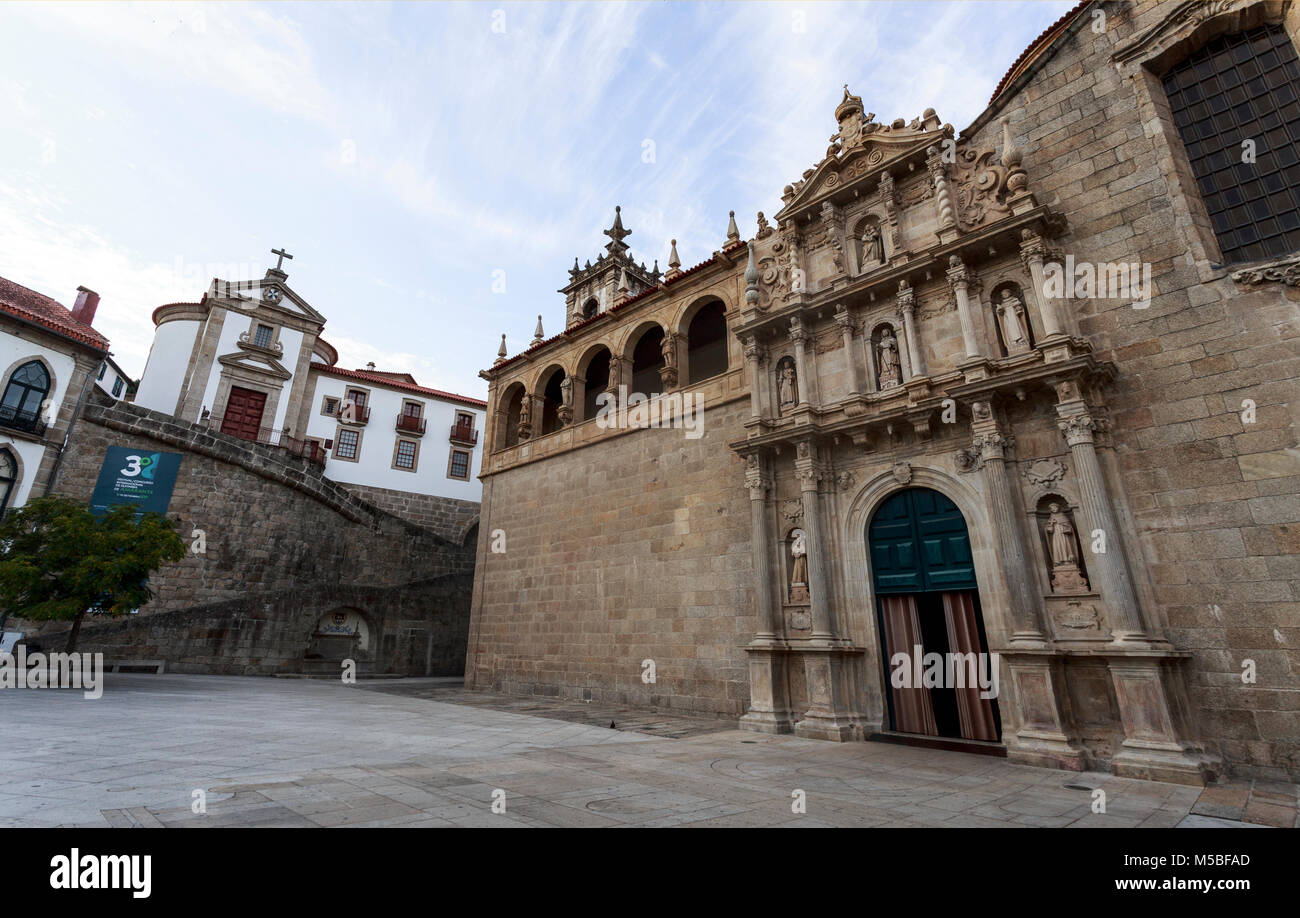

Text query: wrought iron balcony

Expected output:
[449,422,479,445]
[396,413,427,436]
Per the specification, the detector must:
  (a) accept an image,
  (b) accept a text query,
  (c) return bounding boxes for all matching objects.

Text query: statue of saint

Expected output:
[789,529,809,603]
[997,289,1030,353]
[1046,503,1078,567]
[877,329,902,388]
[660,334,677,370]
[860,222,884,266]
[778,362,798,410]
[560,375,573,408]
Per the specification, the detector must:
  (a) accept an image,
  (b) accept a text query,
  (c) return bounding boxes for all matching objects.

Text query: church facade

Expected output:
[468,0,1300,784]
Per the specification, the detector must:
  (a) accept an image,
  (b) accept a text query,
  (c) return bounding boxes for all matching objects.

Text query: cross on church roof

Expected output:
[271,247,294,271]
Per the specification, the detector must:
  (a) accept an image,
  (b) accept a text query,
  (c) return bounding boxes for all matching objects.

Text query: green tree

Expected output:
[0,496,185,652]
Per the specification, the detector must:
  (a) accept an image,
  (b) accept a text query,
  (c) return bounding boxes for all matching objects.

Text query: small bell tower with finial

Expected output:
[559,205,662,329]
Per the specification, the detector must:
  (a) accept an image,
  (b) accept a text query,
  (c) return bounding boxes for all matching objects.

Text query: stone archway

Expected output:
[303,607,372,675]
[866,487,1001,743]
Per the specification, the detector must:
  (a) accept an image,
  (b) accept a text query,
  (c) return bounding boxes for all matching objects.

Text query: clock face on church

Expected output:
[263,286,283,304]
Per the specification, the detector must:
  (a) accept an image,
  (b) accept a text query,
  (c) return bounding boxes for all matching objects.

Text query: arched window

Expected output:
[686,300,728,384]
[581,348,611,421]
[1,360,51,432]
[1162,24,1300,262]
[501,385,526,448]
[539,367,566,436]
[582,298,599,320]
[629,326,665,398]
[0,449,17,516]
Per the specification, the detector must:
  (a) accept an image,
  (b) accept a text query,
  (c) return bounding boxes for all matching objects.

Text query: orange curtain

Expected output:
[942,591,999,742]
[880,594,937,736]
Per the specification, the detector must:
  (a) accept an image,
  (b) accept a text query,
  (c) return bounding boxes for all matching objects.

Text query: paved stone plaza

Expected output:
[1,675,1294,828]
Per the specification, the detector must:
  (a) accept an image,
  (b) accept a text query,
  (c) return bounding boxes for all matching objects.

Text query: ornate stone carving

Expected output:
[892,461,912,485]
[835,470,855,490]
[1053,600,1101,632]
[1232,254,1300,287]
[755,211,775,240]
[951,143,1014,231]
[1058,414,1096,446]
[955,447,981,472]
[1023,458,1066,488]
[780,498,803,527]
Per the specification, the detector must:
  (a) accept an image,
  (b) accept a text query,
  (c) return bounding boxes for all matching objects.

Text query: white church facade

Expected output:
[133,252,485,515]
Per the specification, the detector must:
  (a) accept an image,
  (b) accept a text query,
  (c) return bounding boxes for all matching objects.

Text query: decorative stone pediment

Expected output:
[776,132,937,221]
[209,275,327,326]
[216,348,293,381]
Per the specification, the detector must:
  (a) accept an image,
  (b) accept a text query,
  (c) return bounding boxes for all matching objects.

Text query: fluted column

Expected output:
[1055,383,1148,642]
[789,317,817,407]
[745,453,778,641]
[898,280,925,377]
[971,403,1047,644]
[795,441,833,641]
[946,256,980,358]
[834,305,863,396]
[1021,229,1064,338]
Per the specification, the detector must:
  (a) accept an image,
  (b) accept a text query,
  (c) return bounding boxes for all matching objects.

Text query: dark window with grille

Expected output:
[336,428,360,460]
[254,324,274,348]
[1162,24,1300,263]
[449,449,470,480]
[111,376,123,397]
[395,439,417,470]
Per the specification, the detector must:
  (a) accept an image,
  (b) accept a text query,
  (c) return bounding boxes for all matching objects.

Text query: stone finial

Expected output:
[570,257,580,277]
[666,239,682,279]
[1001,117,1028,194]
[617,266,630,298]
[744,242,759,308]
[726,210,740,245]
[532,315,544,344]
[604,204,632,256]
[494,333,507,365]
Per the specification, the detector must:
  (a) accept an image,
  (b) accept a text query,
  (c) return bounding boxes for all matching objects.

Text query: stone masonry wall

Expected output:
[24,391,475,675]
[466,393,755,716]
[977,0,1300,779]
[340,482,479,544]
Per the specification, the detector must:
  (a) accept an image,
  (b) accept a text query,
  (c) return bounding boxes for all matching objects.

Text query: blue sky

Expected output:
[0,0,1072,397]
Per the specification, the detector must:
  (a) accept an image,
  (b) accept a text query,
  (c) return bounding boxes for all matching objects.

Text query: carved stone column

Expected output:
[879,170,903,258]
[897,280,925,377]
[742,334,764,421]
[1020,229,1065,339]
[794,440,833,642]
[926,144,958,239]
[834,305,863,396]
[946,256,981,359]
[788,317,817,407]
[1054,383,1148,643]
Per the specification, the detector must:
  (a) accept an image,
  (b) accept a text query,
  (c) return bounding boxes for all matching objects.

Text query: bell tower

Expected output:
[559,206,662,329]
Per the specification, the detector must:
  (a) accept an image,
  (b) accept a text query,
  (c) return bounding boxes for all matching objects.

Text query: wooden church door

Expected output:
[868,487,1001,743]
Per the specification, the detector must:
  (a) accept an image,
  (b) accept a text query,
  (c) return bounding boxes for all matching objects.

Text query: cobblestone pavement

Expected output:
[1,675,1292,828]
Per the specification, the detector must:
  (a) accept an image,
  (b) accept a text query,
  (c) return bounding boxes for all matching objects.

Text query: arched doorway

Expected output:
[868,487,1000,743]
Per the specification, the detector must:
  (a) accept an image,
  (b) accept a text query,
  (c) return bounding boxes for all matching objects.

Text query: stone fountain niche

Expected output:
[303,608,371,674]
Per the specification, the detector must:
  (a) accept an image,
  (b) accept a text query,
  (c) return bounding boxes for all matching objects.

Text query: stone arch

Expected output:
[498,380,527,449]
[620,320,667,398]
[576,342,613,422]
[841,464,1015,734]
[0,445,22,516]
[0,355,58,429]
[460,515,480,549]
[533,363,568,436]
[306,606,373,660]
[679,295,729,385]
[581,297,599,320]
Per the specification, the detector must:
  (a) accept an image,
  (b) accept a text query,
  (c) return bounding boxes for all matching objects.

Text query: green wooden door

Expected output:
[868,488,976,594]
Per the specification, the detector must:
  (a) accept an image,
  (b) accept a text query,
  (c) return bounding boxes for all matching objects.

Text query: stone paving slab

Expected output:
[0,674,1293,828]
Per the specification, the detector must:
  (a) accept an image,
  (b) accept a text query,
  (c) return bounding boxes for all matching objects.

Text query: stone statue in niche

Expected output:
[557,376,574,426]
[997,289,1031,354]
[877,328,902,389]
[789,529,810,604]
[859,222,884,268]
[777,358,798,412]
[659,334,679,389]
[1045,502,1089,593]
[517,396,532,441]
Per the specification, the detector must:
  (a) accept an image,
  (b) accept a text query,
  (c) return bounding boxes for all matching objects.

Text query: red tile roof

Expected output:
[312,364,486,409]
[990,1,1090,103]
[0,275,110,352]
